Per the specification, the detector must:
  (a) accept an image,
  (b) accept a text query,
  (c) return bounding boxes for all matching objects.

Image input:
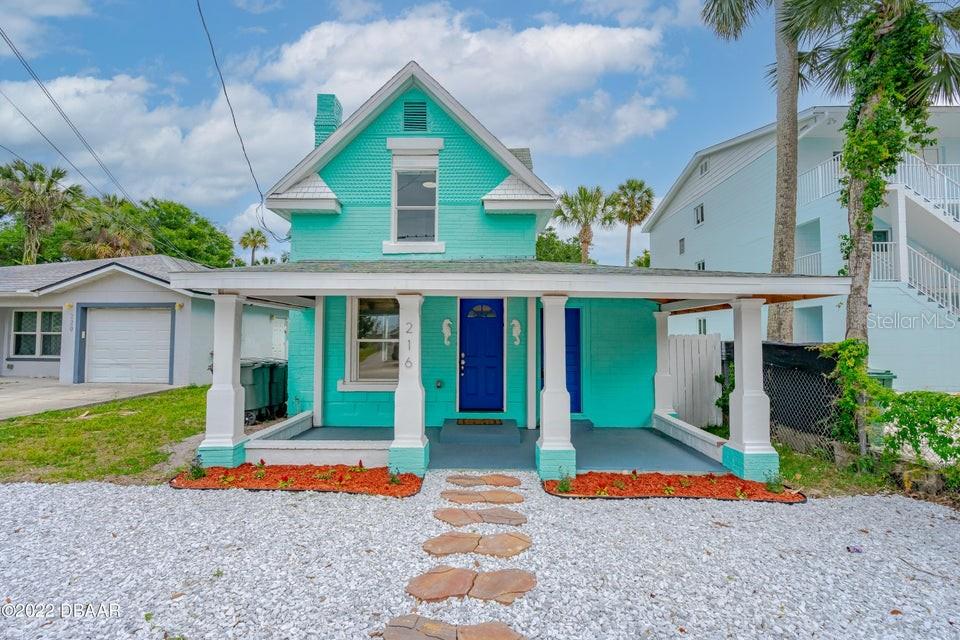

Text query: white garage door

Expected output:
[86,308,171,383]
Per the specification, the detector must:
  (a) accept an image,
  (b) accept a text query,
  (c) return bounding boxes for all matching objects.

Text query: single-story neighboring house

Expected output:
[0,255,292,385]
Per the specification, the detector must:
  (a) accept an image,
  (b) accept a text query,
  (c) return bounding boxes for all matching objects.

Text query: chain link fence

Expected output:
[722,342,841,454]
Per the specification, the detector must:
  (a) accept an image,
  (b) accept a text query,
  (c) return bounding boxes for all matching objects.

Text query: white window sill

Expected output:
[382,241,445,254]
[336,379,397,392]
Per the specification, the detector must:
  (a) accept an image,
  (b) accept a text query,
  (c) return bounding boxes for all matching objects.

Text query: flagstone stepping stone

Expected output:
[423,531,482,556]
[433,507,527,527]
[405,565,477,602]
[441,489,523,505]
[447,473,522,488]
[422,531,532,558]
[469,569,537,605]
[380,615,524,640]
[475,532,532,558]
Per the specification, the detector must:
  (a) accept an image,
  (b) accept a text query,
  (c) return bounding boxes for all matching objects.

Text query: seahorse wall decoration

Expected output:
[511,319,521,346]
[441,318,452,346]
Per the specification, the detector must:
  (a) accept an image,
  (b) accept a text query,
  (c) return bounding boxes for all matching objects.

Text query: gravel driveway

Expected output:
[0,472,958,639]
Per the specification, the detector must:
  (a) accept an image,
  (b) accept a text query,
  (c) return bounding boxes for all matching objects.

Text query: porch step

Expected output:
[439,419,521,445]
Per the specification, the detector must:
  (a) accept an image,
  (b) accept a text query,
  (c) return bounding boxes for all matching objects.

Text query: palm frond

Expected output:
[781,0,857,42]
[702,0,767,40]
[912,48,960,105]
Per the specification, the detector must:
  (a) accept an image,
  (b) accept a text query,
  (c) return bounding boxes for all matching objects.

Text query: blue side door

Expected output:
[459,299,504,411]
[539,308,582,413]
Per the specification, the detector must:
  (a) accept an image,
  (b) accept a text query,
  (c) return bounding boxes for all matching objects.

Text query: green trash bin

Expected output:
[868,369,897,389]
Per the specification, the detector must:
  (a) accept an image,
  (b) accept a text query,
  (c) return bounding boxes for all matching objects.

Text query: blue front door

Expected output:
[459,298,504,411]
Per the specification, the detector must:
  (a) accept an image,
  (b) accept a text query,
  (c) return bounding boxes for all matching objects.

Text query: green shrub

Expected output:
[188,455,206,480]
[818,340,892,443]
[764,472,784,494]
[881,391,960,465]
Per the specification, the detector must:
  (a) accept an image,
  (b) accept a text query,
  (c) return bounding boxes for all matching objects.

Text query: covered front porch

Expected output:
[170,261,849,481]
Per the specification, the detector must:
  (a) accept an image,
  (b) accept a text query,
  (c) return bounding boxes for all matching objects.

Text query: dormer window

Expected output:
[395,169,437,241]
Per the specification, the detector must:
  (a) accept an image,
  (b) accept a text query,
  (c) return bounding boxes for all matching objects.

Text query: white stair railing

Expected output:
[870,242,899,281]
[907,245,960,318]
[798,152,960,224]
[794,251,822,275]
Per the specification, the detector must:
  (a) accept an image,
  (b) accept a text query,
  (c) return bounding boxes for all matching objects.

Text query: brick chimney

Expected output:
[314,94,342,147]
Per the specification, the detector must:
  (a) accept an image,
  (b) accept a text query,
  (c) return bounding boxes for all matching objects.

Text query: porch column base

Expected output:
[535,443,576,481]
[721,444,779,481]
[388,441,430,477]
[197,441,246,468]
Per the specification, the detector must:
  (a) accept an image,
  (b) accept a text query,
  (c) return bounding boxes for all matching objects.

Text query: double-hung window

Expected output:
[694,203,705,226]
[350,298,400,382]
[11,310,62,358]
[395,169,437,242]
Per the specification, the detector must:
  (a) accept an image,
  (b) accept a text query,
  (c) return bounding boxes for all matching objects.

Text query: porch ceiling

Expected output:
[171,260,850,305]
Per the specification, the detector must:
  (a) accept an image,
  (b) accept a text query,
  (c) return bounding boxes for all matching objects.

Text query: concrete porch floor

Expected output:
[288,420,726,474]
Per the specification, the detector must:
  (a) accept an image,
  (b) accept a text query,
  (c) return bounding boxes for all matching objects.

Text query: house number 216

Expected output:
[404,321,415,368]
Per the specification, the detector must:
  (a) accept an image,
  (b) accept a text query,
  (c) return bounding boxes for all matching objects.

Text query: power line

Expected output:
[0,87,107,198]
[195,0,289,244]
[0,24,136,203]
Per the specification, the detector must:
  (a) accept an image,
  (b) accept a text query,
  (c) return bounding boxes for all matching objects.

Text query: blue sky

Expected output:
[0,0,833,264]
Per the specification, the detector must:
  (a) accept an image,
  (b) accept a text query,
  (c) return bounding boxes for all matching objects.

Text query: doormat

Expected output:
[457,419,503,426]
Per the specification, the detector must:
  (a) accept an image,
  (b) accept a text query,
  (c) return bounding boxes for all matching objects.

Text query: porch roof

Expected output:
[170,260,849,312]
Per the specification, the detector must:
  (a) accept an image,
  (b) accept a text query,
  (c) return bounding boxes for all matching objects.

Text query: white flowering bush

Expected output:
[881,391,960,466]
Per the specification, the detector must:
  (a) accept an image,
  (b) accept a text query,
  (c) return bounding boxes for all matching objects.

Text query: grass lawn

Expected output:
[776,443,894,496]
[0,386,206,483]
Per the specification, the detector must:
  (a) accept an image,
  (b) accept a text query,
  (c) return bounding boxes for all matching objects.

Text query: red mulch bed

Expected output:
[170,463,421,498]
[543,471,805,503]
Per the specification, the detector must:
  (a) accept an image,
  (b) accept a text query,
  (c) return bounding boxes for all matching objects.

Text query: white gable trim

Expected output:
[268,61,556,200]
[29,264,204,298]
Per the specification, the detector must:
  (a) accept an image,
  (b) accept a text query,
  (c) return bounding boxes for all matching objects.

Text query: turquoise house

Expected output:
[172,62,849,480]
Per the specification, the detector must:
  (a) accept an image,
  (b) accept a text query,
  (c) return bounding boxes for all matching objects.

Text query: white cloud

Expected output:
[257,5,671,155]
[232,0,282,14]
[331,0,381,21]
[0,0,90,57]
[575,0,703,28]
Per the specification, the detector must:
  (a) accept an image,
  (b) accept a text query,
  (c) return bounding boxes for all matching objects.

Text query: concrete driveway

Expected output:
[0,377,175,420]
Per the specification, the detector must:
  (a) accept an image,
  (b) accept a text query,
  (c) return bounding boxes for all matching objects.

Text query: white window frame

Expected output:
[10,308,62,359]
[695,259,706,271]
[338,297,400,392]
[698,158,709,177]
[383,139,445,254]
[679,238,685,255]
[694,203,705,226]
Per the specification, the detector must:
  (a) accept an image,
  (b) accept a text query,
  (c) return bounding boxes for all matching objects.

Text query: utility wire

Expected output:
[0,87,107,198]
[195,0,289,244]
[0,25,136,203]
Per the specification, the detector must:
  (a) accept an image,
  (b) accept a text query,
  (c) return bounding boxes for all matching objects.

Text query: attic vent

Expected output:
[403,101,427,132]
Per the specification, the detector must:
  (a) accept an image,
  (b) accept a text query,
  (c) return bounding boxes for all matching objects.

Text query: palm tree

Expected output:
[239,227,268,265]
[64,196,154,259]
[609,178,655,266]
[552,186,615,264]
[784,0,960,343]
[0,160,83,264]
[703,0,800,342]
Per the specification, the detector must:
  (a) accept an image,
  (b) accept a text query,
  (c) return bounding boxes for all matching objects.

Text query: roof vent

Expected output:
[403,101,427,132]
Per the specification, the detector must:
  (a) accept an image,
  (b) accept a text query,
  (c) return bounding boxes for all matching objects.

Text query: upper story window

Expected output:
[395,169,437,242]
[679,238,685,255]
[697,318,707,335]
[403,101,428,132]
[694,203,705,226]
[698,158,709,177]
[695,259,706,271]
[11,309,62,358]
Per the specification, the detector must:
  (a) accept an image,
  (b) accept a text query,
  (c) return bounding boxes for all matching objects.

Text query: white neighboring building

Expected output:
[644,106,960,392]
[0,255,292,385]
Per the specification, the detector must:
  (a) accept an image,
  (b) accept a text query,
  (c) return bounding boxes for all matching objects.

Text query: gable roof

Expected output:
[267,61,556,206]
[642,107,836,233]
[0,255,207,295]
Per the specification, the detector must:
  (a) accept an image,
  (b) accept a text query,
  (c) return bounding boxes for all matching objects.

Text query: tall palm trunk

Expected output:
[624,223,633,266]
[250,247,257,265]
[579,224,593,264]
[767,0,800,342]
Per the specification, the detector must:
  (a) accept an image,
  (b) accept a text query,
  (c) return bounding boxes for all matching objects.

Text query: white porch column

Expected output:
[388,293,429,475]
[312,296,324,427]
[653,311,675,414]
[892,186,909,283]
[724,298,778,481]
[199,293,246,467]
[536,295,575,479]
